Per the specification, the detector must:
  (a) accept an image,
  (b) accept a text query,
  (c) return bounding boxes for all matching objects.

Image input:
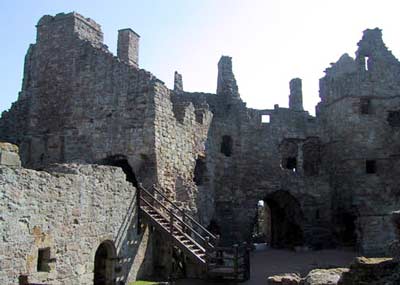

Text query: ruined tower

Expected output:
[217,56,240,99]
[174,71,183,93]
[289,78,304,111]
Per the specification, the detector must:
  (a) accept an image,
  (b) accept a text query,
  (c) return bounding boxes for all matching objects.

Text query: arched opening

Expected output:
[93,241,116,285]
[100,155,138,187]
[254,191,304,249]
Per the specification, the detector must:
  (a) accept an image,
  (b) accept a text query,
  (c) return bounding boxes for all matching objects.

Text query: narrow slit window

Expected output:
[360,98,371,115]
[261,115,270,124]
[364,56,369,71]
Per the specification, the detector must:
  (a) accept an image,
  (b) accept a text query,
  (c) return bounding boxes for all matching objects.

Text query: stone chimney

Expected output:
[117,28,140,67]
[174,71,183,93]
[217,56,240,99]
[289,78,304,111]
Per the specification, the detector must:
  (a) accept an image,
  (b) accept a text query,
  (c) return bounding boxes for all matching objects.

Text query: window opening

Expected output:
[366,160,376,174]
[220,135,233,157]
[261,115,270,123]
[37,248,51,272]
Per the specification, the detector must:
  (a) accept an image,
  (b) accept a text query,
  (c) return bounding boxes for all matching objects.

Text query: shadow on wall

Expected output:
[97,154,152,283]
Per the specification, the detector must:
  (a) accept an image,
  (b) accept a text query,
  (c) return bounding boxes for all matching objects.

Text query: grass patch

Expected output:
[129,281,158,285]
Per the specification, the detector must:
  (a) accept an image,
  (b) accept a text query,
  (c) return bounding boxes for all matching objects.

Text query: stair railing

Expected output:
[152,185,219,245]
[138,184,216,252]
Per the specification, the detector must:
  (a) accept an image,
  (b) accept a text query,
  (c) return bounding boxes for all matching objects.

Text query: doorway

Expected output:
[94,241,116,285]
[254,191,304,248]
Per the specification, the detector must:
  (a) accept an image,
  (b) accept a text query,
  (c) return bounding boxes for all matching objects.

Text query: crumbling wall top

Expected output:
[217,56,240,99]
[36,12,104,47]
[324,53,356,78]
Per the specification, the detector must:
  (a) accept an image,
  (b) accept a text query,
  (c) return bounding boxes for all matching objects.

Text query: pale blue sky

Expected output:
[1,0,400,114]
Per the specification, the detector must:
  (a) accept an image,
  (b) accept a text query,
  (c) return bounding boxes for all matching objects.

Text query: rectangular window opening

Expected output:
[37,248,51,272]
[360,98,371,115]
[366,160,376,174]
[261,114,270,124]
[365,56,369,71]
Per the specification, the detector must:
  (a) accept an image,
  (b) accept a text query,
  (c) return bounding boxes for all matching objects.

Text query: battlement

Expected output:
[36,12,104,47]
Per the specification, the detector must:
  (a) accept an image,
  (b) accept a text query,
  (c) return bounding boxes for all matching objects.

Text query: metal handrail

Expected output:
[140,184,218,242]
[139,185,214,250]
[152,185,218,241]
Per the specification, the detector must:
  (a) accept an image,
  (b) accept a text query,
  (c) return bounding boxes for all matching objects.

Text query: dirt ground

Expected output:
[176,244,356,284]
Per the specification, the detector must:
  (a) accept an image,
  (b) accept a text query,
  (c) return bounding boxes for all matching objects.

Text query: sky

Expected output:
[1,0,400,115]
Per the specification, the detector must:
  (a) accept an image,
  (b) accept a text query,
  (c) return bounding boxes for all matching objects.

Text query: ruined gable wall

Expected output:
[0,13,158,185]
[0,163,150,284]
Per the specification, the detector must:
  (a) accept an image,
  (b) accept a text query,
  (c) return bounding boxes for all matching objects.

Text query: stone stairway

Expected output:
[138,184,250,282]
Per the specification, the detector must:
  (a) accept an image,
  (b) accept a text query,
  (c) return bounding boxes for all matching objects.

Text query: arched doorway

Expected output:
[255,191,304,248]
[94,241,116,285]
[100,155,138,187]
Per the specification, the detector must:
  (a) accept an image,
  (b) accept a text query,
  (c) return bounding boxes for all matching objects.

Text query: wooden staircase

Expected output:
[138,184,250,282]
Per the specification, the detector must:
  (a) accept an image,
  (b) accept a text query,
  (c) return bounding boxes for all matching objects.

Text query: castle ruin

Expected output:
[0,12,399,284]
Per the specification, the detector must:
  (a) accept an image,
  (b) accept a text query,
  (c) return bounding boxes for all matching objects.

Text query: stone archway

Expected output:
[94,240,117,285]
[100,155,138,187]
[262,191,305,248]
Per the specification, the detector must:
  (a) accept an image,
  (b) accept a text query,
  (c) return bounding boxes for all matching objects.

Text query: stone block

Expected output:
[267,273,301,285]
[0,146,21,167]
[302,268,348,285]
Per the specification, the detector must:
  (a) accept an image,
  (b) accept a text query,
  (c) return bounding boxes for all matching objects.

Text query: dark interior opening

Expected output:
[334,212,357,246]
[253,191,304,248]
[37,248,51,272]
[280,140,298,172]
[193,157,207,186]
[207,219,221,236]
[366,160,376,174]
[285,157,297,171]
[101,155,138,187]
[220,135,233,157]
[360,98,371,115]
[94,241,116,285]
[18,275,28,285]
[387,110,400,127]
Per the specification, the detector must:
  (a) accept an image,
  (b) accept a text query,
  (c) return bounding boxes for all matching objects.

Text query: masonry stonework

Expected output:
[1,12,399,283]
[0,161,151,284]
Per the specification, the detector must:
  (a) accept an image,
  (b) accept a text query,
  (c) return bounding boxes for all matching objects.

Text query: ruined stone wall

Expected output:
[179,69,331,248]
[153,83,213,222]
[0,163,151,284]
[317,28,400,255]
[0,12,158,186]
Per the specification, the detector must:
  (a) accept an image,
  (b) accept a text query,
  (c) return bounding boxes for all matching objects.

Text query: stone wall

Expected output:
[154,82,213,221]
[317,28,400,255]
[0,162,151,284]
[0,12,158,189]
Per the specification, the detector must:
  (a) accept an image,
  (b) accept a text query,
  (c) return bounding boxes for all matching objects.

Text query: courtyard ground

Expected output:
[176,244,356,284]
